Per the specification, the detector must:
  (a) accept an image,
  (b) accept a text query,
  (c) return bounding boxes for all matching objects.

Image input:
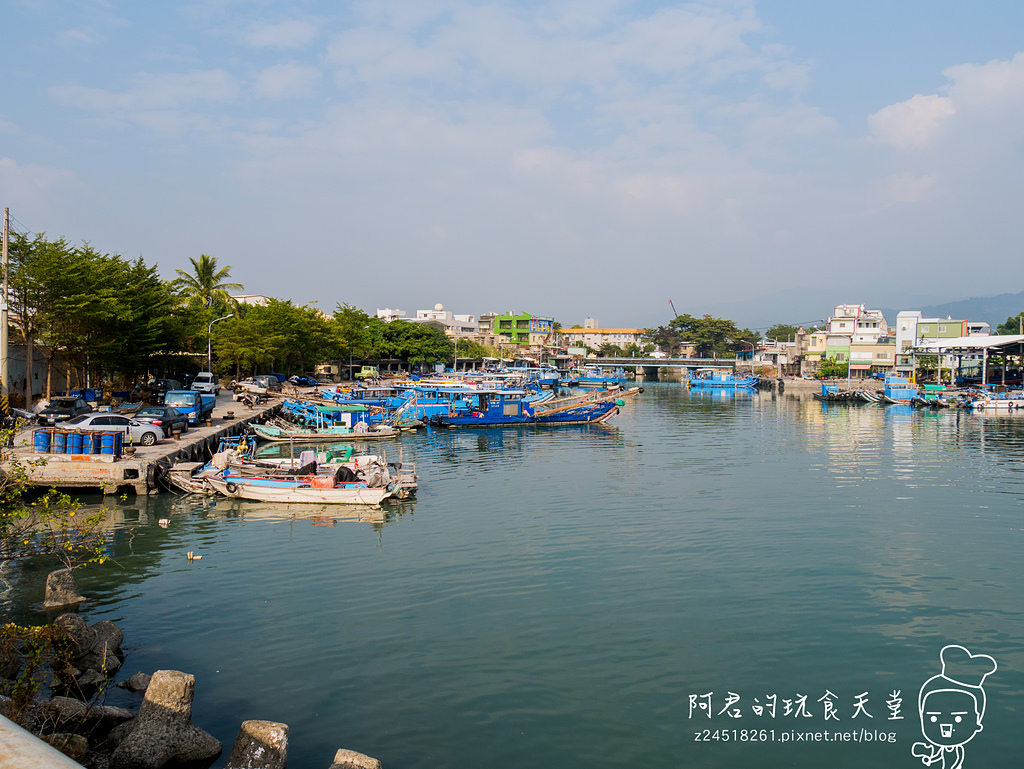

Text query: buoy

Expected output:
[158,519,170,527]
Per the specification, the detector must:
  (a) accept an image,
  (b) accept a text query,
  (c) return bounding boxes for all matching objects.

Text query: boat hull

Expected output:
[204,475,395,505]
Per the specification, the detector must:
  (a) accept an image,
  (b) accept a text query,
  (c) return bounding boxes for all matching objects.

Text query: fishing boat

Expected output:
[686,368,759,389]
[203,472,398,506]
[431,388,619,427]
[252,422,399,442]
[566,365,630,388]
[166,439,417,498]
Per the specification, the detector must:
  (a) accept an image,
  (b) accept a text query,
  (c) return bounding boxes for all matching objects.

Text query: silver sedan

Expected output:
[59,413,164,446]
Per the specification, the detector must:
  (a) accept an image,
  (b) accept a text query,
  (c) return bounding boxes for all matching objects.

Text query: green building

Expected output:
[493,312,554,346]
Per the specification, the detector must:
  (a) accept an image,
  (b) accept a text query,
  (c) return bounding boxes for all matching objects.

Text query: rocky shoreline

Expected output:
[1,569,381,769]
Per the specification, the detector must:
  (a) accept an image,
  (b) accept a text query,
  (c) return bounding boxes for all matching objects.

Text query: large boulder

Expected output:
[43,569,85,608]
[225,720,289,768]
[109,669,221,769]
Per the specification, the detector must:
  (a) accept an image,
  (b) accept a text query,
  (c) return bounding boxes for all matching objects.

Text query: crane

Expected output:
[669,300,678,318]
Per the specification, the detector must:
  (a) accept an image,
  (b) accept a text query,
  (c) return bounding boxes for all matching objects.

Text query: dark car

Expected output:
[131,405,189,437]
[172,372,195,389]
[38,397,92,426]
[150,379,183,404]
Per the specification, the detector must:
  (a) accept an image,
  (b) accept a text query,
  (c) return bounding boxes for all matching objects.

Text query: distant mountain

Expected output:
[658,288,1024,333]
[878,291,1024,330]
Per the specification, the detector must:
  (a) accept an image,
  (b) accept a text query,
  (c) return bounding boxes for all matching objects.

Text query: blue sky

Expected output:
[3,1,1024,329]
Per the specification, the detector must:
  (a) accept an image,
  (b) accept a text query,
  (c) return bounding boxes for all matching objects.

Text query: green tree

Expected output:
[333,304,373,379]
[818,357,848,378]
[669,313,749,357]
[765,324,800,342]
[375,320,452,364]
[643,326,683,357]
[172,254,243,310]
[996,313,1024,335]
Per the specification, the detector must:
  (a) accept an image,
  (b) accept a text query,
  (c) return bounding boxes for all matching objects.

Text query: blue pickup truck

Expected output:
[163,390,216,425]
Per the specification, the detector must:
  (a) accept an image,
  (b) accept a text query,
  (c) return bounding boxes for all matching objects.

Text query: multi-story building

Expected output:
[493,312,553,346]
[559,327,646,351]
[800,305,892,378]
[893,312,989,375]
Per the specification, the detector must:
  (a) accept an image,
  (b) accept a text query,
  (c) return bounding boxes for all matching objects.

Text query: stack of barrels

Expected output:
[33,429,125,456]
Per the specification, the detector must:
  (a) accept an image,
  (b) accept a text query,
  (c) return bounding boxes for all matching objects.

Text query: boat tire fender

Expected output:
[226,482,238,494]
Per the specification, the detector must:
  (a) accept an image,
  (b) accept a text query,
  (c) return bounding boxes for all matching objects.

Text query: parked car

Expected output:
[254,374,281,392]
[59,413,163,446]
[149,379,183,404]
[38,397,92,426]
[131,405,189,437]
[191,372,221,395]
[288,375,318,387]
[172,372,196,389]
[355,366,380,381]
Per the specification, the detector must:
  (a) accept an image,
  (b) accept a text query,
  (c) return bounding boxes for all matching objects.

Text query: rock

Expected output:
[43,696,135,730]
[54,613,98,658]
[329,748,383,769]
[93,620,125,653]
[226,720,288,768]
[44,569,85,608]
[44,732,90,761]
[76,669,108,689]
[54,613,123,677]
[110,669,221,769]
[117,672,153,692]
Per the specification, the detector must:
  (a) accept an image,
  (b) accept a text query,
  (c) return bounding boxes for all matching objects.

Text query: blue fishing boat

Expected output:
[432,388,619,427]
[686,368,759,389]
[566,365,630,388]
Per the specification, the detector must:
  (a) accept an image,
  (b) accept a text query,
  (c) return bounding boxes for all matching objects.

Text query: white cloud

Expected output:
[255,63,322,99]
[243,19,319,49]
[943,52,1024,110]
[52,70,239,113]
[868,94,955,150]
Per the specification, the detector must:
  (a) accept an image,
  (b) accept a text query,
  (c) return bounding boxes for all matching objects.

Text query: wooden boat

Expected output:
[432,388,619,427]
[252,422,399,442]
[203,474,397,506]
[687,368,759,389]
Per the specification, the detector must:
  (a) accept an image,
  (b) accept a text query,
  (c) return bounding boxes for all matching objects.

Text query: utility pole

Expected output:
[1,207,8,399]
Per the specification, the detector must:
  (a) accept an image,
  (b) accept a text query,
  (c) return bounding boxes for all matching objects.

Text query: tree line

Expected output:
[5,235,458,405]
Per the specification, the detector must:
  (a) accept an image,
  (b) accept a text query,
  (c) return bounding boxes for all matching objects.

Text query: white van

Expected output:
[191,372,221,395]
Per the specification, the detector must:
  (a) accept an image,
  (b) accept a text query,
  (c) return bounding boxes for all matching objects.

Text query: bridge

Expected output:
[584,357,741,381]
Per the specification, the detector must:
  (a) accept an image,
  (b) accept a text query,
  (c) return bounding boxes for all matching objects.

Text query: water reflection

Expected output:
[3,385,1024,769]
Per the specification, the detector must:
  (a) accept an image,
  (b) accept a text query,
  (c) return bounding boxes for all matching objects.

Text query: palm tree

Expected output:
[173,254,243,308]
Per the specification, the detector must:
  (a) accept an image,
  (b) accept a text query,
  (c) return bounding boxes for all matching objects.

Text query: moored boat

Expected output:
[687,368,758,389]
[252,422,399,442]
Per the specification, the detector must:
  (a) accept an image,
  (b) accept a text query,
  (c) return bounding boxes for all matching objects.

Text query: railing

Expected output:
[0,713,86,768]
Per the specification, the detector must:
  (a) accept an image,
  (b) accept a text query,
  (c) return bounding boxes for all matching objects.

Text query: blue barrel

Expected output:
[69,432,84,454]
[100,432,115,455]
[51,431,67,453]
[33,430,51,453]
[81,432,96,454]
[112,432,124,455]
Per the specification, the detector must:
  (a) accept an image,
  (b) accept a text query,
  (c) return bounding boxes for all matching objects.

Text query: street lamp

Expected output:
[207,314,233,372]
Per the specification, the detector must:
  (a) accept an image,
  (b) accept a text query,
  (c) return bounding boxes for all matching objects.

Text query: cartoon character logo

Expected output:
[911,644,996,769]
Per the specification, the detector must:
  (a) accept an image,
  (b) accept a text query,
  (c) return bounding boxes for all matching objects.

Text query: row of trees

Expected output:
[5,236,459,403]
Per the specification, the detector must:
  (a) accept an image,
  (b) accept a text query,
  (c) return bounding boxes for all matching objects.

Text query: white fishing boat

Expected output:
[203,473,397,506]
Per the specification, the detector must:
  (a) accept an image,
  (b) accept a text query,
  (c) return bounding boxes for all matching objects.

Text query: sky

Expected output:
[3,0,1024,331]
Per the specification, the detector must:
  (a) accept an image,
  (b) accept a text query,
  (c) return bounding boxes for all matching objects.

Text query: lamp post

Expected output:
[207,314,233,373]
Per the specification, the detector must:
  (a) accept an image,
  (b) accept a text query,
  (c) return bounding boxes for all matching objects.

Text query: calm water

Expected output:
[3,383,1023,768]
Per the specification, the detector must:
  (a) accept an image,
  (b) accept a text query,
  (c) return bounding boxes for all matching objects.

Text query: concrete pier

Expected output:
[3,392,279,495]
